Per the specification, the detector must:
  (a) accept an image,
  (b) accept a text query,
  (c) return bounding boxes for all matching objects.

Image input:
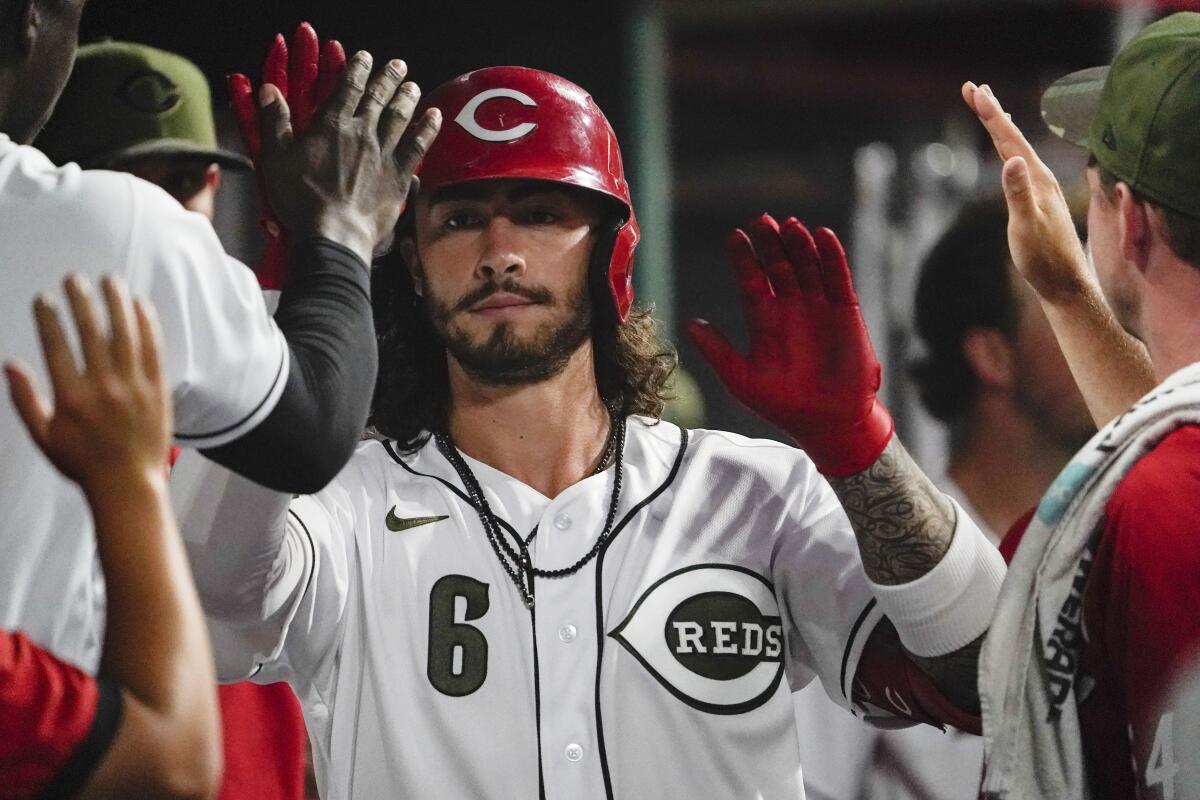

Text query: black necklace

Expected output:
[434,415,626,609]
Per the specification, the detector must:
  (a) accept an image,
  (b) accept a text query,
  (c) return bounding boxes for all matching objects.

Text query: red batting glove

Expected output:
[228,23,347,290]
[688,214,894,477]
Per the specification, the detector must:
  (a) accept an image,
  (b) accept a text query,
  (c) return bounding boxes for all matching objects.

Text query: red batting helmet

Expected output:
[416,66,639,322]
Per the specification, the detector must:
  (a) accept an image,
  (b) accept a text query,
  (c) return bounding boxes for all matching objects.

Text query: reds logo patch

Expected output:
[610,564,785,715]
[454,88,538,142]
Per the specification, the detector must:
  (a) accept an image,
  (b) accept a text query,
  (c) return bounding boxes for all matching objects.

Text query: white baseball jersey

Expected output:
[208,418,911,800]
[0,135,287,671]
[792,477,998,800]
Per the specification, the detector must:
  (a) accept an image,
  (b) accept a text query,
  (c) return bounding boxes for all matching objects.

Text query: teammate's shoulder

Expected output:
[1103,424,1200,564]
[2,145,202,234]
[1109,424,1200,515]
[3,144,148,206]
[1,143,130,221]
[43,157,216,237]
[0,139,78,191]
[108,168,215,230]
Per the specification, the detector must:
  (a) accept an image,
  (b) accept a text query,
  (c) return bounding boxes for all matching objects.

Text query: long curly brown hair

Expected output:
[368,233,678,452]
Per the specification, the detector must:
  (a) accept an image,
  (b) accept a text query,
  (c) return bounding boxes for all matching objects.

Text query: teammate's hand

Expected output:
[688,214,893,476]
[249,39,440,266]
[230,23,347,224]
[962,81,1093,305]
[230,23,348,288]
[4,275,171,497]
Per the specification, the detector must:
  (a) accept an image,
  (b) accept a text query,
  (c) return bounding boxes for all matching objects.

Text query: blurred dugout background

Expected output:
[79,0,1189,473]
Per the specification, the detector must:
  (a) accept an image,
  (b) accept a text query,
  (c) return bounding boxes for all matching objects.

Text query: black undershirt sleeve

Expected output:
[39,678,124,800]
[202,237,378,494]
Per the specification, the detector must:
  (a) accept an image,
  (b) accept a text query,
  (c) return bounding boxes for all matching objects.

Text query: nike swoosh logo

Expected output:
[386,507,449,532]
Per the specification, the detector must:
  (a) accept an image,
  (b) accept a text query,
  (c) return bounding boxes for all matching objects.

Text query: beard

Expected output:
[424,277,593,386]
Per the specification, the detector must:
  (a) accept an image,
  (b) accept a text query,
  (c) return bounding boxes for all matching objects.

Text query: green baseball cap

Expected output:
[1040,12,1200,218]
[37,40,250,170]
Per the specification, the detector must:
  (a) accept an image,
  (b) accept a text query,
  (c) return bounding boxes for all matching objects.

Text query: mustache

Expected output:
[453,280,554,313]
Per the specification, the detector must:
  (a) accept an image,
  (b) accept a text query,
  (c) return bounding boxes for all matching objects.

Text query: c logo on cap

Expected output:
[454,88,537,143]
[118,69,181,114]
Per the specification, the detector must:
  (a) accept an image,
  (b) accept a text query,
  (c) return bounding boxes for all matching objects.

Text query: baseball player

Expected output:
[0,8,439,677]
[175,66,1005,799]
[39,38,322,800]
[957,12,1200,799]
[2,278,219,799]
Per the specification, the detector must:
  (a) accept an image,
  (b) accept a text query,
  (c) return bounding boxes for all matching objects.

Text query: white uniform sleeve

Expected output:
[123,178,288,449]
[243,488,359,685]
[772,461,883,712]
[172,449,358,685]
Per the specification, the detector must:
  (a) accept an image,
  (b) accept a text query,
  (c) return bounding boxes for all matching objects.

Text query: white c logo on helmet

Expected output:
[454,88,538,142]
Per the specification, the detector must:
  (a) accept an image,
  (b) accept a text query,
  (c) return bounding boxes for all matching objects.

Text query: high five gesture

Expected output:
[688,213,892,477]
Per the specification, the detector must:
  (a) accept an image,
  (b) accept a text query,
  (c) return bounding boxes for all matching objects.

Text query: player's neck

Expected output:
[1141,271,1200,383]
[948,398,1075,540]
[446,342,612,499]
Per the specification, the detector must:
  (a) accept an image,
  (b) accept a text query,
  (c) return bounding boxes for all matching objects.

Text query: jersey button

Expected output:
[553,512,572,530]
[564,743,584,763]
[558,624,577,643]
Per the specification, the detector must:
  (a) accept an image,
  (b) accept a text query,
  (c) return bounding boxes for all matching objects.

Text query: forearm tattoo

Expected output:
[828,438,981,712]
[825,438,955,586]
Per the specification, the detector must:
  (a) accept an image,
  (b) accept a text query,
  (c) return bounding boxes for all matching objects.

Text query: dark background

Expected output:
[77,0,1126,439]
[79,1,634,130]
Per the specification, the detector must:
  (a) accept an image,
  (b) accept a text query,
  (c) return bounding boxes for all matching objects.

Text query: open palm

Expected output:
[689,214,891,476]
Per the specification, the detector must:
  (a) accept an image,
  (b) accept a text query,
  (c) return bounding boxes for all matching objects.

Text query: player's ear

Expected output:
[206,164,221,193]
[961,327,1014,393]
[1115,182,1152,275]
[398,237,423,296]
[1,0,40,58]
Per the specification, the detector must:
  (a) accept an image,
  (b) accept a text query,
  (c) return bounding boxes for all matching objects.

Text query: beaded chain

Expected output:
[434,415,626,609]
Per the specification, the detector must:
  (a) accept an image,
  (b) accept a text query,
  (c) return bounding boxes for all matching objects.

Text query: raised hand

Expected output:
[962,81,1155,426]
[4,275,170,495]
[5,278,224,798]
[961,82,1092,303]
[230,24,349,288]
[229,25,348,204]
[688,214,893,476]
[229,23,439,273]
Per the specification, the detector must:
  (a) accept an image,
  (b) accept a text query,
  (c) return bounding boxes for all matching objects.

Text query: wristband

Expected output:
[794,399,895,477]
[867,497,1006,657]
[257,235,289,291]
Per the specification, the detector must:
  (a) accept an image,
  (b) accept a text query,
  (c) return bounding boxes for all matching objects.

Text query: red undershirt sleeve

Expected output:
[0,631,123,799]
[851,617,982,735]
